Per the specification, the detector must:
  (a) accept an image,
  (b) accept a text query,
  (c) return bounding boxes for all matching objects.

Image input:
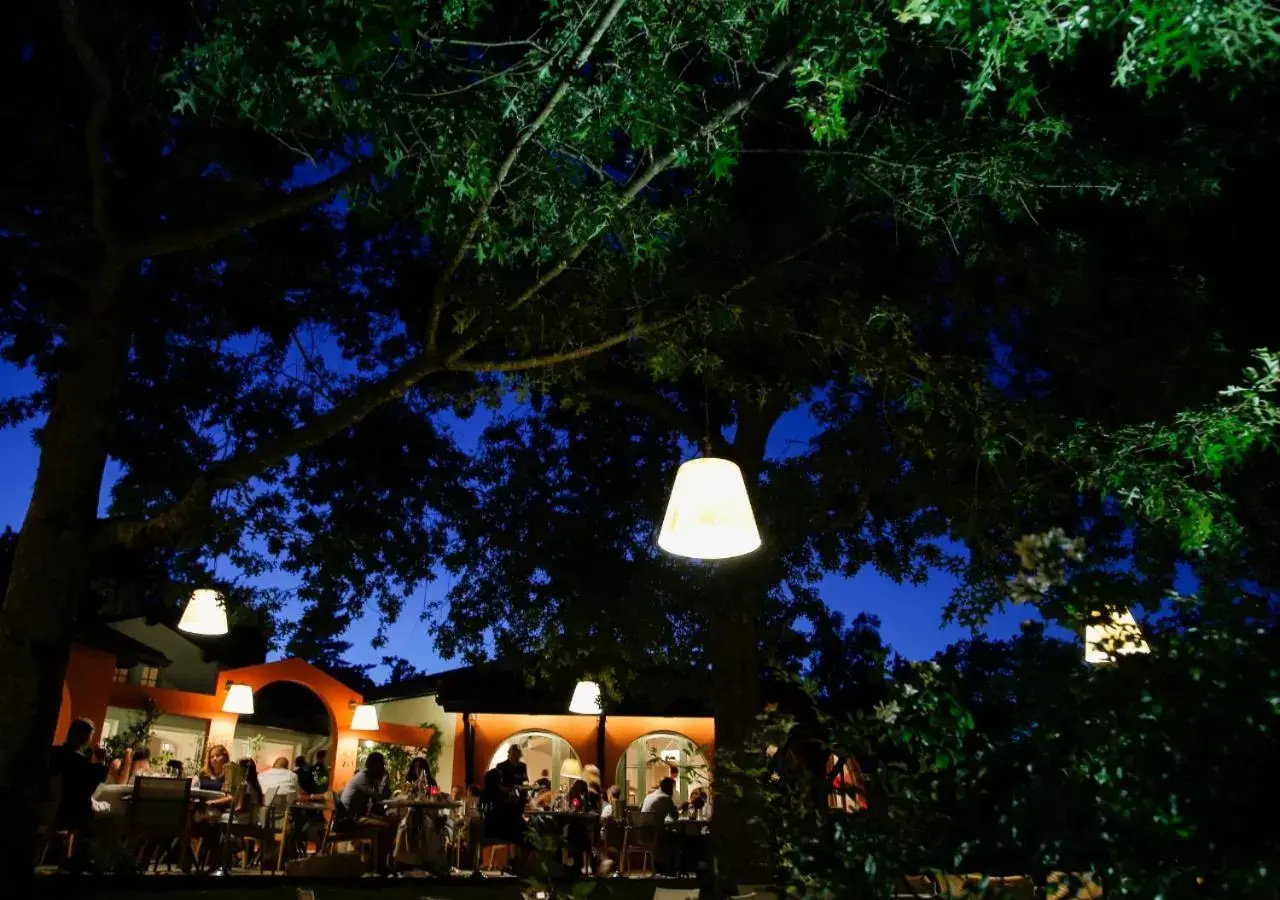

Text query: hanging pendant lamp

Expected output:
[1084,607,1151,664]
[657,457,761,560]
[569,680,602,715]
[178,589,229,636]
[222,683,255,715]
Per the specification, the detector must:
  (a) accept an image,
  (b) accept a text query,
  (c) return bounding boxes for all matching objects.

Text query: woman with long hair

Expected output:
[563,777,601,876]
[404,756,436,791]
[233,758,264,822]
[201,744,231,790]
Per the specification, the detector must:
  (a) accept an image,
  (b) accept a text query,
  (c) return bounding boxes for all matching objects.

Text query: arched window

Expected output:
[825,753,867,811]
[614,732,709,808]
[488,730,580,787]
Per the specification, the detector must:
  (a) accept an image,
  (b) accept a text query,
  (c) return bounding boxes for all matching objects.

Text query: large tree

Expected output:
[4,0,1280,880]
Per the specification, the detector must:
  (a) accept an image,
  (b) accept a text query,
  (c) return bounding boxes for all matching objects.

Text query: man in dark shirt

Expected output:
[293,755,320,795]
[310,748,330,792]
[49,718,105,830]
[494,745,528,788]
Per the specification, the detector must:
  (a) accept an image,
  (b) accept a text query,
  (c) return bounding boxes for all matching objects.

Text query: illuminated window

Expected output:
[113,667,130,684]
[140,666,160,688]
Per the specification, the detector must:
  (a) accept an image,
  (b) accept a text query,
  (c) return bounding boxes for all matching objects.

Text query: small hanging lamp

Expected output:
[350,703,380,731]
[569,681,602,715]
[657,457,761,560]
[222,682,255,715]
[178,588,229,636]
[1084,607,1151,664]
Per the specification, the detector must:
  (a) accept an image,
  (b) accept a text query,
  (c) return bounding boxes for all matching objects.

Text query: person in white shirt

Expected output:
[257,756,300,812]
[601,784,622,820]
[640,777,678,821]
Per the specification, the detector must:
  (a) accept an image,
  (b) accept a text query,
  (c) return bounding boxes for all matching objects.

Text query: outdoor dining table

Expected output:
[96,782,228,802]
[384,796,461,871]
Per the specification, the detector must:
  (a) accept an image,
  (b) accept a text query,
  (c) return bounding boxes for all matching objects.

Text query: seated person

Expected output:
[563,778,602,876]
[166,759,185,779]
[403,756,437,793]
[49,719,108,839]
[529,787,554,811]
[258,756,300,812]
[641,777,678,821]
[601,784,623,819]
[339,751,392,828]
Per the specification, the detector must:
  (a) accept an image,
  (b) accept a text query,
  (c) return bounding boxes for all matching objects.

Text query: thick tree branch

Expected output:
[426,0,629,350]
[448,313,682,373]
[576,378,706,446]
[59,0,114,245]
[444,47,797,364]
[104,352,445,548]
[104,314,680,549]
[121,162,372,262]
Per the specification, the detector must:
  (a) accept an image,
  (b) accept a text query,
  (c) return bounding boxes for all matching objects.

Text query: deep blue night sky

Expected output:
[0,357,1036,680]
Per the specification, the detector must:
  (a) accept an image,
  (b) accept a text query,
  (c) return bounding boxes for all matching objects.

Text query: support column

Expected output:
[463,712,476,785]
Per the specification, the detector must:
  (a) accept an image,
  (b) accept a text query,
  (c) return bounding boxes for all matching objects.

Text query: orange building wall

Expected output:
[447,711,715,790]
[55,645,118,743]
[56,641,696,794]
[600,715,715,787]
[54,649,434,792]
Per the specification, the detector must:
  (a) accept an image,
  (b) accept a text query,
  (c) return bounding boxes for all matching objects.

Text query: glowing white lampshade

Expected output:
[569,680,602,715]
[350,704,380,731]
[657,457,761,560]
[178,589,228,636]
[222,683,255,715]
[560,757,583,781]
[1085,608,1151,664]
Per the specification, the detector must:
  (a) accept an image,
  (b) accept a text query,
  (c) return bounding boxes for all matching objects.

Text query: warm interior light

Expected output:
[560,757,583,781]
[350,704,379,731]
[569,680,602,715]
[222,683,255,715]
[178,588,229,636]
[657,457,761,560]
[1085,608,1151,664]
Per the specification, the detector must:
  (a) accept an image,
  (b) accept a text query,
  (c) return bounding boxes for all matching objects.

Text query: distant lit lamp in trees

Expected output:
[657,457,761,560]
[1084,608,1151,664]
[350,703,380,731]
[178,588,228,636]
[222,682,255,715]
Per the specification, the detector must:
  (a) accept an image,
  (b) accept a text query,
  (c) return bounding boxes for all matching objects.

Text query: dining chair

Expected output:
[600,816,625,873]
[621,810,662,876]
[321,793,386,874]
[226,786,278,872]
[127,775,193,873]
[34,771,73,867]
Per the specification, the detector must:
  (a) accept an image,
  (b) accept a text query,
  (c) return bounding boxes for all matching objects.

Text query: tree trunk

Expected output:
[707,562,767,894]
[0,286,129,875]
